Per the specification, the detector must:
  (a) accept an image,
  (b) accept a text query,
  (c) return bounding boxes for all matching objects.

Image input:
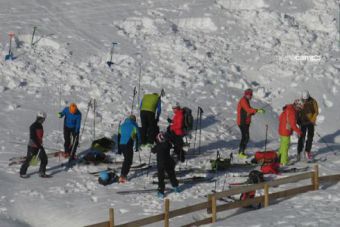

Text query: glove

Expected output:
[57,112,62,118]
[257,109,265,114]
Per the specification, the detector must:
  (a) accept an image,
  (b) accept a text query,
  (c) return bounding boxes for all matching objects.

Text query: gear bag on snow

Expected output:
[91,137,115,153]
[251,151,280,174]
[240,170,265,208]
[210,153,231,171]
[98,170,118,186]
[182,107,194,133]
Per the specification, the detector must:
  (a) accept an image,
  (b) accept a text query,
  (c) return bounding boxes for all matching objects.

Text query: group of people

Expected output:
[19,88,319,197]
[237,89,319,166]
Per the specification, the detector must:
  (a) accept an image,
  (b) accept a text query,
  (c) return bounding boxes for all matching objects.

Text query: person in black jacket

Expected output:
[151,132,179,198]
[20,112,50,178]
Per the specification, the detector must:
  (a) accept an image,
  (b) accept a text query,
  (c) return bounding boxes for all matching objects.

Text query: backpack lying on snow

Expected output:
[210,152,231,171]
[251,151,280,174]
[91,137,115,153]
[98,170,118,186]
[240,170,265,209]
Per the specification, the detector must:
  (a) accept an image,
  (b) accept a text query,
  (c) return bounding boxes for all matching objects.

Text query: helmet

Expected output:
[293,99,304,110]
[244,89,253,97]
[172,102,180,109]
[69,103,77,114]
[129,115,137,122]
[99,171,109,181]
[37,111,47,119]
[156,132,165,143]
[301,90,310,100]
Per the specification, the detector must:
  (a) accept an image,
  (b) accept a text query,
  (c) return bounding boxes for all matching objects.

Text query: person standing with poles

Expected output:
[140,92,162,146]
[297,90,319,161]
[236,89,265,158]
[20,112,50,178]
[58,103,82,160]
[278,100,303,166]
[117,115,141,183]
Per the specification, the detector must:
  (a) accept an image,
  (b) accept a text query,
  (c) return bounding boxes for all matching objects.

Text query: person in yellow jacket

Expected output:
[297,90,319,161]
[140,93,162,145]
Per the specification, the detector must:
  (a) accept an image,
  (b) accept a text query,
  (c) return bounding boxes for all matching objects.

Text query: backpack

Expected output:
[240,170,265,208]
[252,151,280,174]
[182,107,193,133]
[210,152,231,171]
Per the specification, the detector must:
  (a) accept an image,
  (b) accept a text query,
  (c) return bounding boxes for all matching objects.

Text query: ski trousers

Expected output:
[298,123,314,153]
[140,110,158,145]
[20,146,48,175]
[238,124,250,153]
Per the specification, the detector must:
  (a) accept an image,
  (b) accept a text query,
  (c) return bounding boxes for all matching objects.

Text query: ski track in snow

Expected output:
[0,0,340,226]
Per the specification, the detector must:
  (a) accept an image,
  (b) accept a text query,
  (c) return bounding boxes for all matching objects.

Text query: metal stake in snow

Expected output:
[107,42,118,67]
[31,26,37,47]
[5,32,15,61]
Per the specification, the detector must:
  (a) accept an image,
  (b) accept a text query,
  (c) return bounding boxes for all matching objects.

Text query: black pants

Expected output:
[120,144,134,178]
[170,132,185,162]
[140,110,158,144]
[64,126,79,157]
[239,124,250,153]
[20,146,48,175]
[298,123,315,153]
[157,152,178,194]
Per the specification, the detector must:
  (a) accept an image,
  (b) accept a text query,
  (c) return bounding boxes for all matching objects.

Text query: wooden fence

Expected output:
[85,165,340,227]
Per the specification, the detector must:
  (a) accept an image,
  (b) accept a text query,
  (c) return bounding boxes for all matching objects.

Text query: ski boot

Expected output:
[157,192,165,199]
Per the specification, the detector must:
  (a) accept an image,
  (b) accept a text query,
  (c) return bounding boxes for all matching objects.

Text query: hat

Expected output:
[172,102,180,109]
[244,89,253,96]
[129,115,137,122]
[69,103,77,114]
[37,111,47,119]
[301,90,310,100]
[156,132,166,143]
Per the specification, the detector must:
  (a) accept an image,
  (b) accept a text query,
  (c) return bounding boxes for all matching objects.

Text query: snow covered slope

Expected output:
[0,0,339,226]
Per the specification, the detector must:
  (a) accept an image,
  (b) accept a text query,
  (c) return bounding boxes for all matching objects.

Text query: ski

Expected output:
[280,166,309,173]
[116,188,170,195]
[152,176,214,184]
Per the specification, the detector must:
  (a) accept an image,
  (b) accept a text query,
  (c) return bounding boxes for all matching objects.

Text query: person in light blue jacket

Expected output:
[58,103,82,159]
[117,115,141,183]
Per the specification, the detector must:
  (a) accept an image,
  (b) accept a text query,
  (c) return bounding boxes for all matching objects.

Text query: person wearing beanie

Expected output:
[236,89,265,158]
[20,112,50,178]
[117,115,141,183]
[297,90,319,161]
[278,100,303,166]
[58,103,82,159]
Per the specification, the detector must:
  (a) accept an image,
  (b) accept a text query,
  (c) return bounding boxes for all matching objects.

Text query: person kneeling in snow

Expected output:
[151,132,180,198]
[117,115,141,183]
[278,100,303,166]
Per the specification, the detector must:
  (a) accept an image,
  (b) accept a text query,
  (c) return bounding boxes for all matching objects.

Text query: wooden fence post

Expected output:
[109,208,114,227]
[207,194,212,214]
[314,164,319,190]
[264,184,269,207]
[211,195,217,223]
[164,199,170,227]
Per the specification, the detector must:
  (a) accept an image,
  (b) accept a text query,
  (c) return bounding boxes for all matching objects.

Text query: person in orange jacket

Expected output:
[237,89,265,158]
[278,100,303,165]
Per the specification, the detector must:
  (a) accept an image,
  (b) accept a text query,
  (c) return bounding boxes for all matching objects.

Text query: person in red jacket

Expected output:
[237,89,265,158]
[168,103,185,162]
[278,100,303,166]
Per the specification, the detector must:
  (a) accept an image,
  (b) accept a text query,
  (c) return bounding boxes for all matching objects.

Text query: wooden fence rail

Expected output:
[85,165,340,227]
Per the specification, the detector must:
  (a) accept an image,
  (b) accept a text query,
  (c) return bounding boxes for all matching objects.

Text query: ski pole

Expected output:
[146,149,153,177]
[93,99,96,141]
[31,26,37,47]
[107,42,118,67]
[214,150,219,192]
[264,124,268,152]
[137,61,142,111]
[131,87,137,115]
[198,106,203,155]
[192,106,200,154]
[68,134,79,165]
[79,99,92,142]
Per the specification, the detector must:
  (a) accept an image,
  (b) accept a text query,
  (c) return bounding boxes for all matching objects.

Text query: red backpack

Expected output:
[253,151,280,174]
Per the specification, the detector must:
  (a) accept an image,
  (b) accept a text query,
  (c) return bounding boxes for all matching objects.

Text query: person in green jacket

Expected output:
[140,93,162,145]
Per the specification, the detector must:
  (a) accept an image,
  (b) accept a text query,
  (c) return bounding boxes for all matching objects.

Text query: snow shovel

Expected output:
[106,42,118,67]
[5,32,15,61]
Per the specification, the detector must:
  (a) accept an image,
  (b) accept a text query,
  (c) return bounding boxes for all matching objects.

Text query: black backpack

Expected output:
[182,107,193,133]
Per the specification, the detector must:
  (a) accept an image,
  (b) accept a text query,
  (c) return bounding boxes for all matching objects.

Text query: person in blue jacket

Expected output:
[117,115,141,183]
[58,103,82,159]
